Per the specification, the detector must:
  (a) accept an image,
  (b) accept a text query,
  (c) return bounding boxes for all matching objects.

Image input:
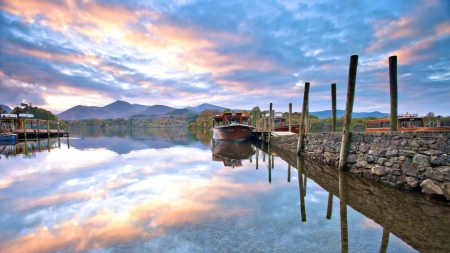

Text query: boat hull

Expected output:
[212,124,253,141]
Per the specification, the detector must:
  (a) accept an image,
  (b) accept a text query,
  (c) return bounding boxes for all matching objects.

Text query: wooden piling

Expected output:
[22,118,26,139]
[389,55,398,131]
[338,55,358,170]
[331,83,337,132]
[37,120,40,139]
[288,103,292,132]
[269,103,272,143]
[57,121,60,137]
[46,120,50,138]
[297,82,310,155]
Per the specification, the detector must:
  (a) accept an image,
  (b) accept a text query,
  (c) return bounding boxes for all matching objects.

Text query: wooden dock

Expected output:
[0,118,69,140]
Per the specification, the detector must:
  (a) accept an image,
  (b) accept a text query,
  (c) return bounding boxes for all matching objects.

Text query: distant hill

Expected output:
[184,103,226,112]
[58,100,143,120]
[310,110,389,119]
[1,104,12,113]
[132,103,150,111]
[141,105,176,116]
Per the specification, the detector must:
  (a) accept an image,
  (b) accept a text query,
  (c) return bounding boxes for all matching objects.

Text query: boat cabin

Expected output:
[212,112,251,127]
[365,113,425,132]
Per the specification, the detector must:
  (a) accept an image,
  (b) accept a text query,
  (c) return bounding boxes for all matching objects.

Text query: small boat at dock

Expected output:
[258,112,301,133]
[364,113,450,132]
[212,112,254,141]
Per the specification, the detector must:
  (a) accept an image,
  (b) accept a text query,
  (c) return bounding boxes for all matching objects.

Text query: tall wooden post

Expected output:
[289,103,292,132]
[268,103,272,143]
[338,55,358,170]
[331,83,337,132]
[389,55,398,131]
[305,104,309,133]
[46,120,50,138]
[37,119,40,139]
[297,82,310,155]
[22,118,27,139]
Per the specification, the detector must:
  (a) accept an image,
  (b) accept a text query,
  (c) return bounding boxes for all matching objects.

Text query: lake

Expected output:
[1,127,449,253]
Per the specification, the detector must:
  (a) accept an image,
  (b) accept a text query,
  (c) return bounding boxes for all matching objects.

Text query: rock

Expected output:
[403,157,420,177]
[371,165,386,176]
[420,179,443,195]
[347,154,357,163]
[399,149,416,157]
[443,182,450,201]
[424,167,447,182]
[412,154,431,167]
[377,158,387,165]
[431,155,450,166]
[386,149,399,158]
[359,142,370,153]
[406,176,420,188]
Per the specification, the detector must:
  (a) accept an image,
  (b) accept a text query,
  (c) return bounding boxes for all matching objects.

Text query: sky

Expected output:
[0,0,449,116]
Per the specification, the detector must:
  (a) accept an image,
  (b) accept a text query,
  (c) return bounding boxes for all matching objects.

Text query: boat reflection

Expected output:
[211,139,255,168]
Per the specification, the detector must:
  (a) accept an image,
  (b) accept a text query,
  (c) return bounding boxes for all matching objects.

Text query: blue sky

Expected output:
[1,0,449,116]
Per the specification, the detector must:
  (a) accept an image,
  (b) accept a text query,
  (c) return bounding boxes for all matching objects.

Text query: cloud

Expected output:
[0,0,449,116]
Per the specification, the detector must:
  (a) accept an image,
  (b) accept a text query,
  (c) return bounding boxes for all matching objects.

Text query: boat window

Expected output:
[242,118,249,125]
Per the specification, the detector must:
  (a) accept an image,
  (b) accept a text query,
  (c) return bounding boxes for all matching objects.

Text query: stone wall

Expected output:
[269,131,450,200]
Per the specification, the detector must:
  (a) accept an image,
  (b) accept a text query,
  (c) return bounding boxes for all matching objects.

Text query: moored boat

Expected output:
[212,112,254,141]
[258,113,301,133]
[364,113,450,132]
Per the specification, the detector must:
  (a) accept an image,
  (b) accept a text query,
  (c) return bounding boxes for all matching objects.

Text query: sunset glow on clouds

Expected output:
[0,0,449,115]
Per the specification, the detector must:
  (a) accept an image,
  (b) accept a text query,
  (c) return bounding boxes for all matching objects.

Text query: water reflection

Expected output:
[0,128,448,252]
[211,140,255,168]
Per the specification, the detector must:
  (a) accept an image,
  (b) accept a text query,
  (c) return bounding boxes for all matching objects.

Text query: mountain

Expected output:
[310,110,389,119]
[141,105,176,116]
[132,103,150,111]
[0,104,12,113]
[58,100,143,120]
[184,103,226,112]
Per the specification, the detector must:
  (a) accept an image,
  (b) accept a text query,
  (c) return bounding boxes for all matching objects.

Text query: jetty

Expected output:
[1,115,69,144]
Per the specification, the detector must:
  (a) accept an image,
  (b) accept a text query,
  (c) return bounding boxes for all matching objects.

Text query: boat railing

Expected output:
[426,120,441,127]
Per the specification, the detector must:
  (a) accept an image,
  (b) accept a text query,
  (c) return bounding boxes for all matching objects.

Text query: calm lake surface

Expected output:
[1,127,449,253]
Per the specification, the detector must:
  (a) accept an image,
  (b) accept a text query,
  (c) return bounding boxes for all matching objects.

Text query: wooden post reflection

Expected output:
[297,157,306,222]
[326,193,333,219]
[47,138,51,152]
[272,155,274,169]
[67,135,70,149]
[24,139,28,156]
[379,228,390,253]
[339,170,348,253]
[268,145,272,183]
[287,164,291,183]
[256,148,259,170]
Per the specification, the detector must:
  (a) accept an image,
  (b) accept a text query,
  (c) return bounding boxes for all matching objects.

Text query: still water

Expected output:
[1,128,449,253]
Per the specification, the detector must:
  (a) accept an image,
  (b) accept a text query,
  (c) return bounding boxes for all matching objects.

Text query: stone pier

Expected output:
[270,131,450,200]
